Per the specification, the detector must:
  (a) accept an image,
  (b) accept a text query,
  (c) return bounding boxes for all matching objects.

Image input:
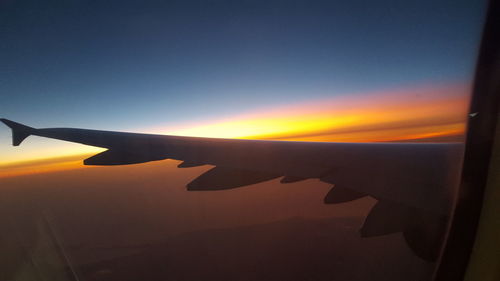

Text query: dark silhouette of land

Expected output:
[75,217,433,281]
[0,161,434,280]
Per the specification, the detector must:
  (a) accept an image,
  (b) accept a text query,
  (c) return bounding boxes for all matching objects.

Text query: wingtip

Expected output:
[0,118,13,127]
[0,118,35,146]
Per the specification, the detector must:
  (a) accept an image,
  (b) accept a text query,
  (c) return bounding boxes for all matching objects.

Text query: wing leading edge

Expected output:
[1,118,464,261]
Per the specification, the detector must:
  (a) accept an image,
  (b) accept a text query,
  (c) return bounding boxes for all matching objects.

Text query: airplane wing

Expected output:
[1,118,464,261]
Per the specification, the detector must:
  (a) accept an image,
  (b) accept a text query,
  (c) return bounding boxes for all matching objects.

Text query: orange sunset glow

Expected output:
[166,84,469,142]
[0,84,470,178]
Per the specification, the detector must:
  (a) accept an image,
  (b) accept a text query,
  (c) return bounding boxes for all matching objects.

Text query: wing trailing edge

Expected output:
[360,200,447,261]
[187,167,281,191]
[324,186,368,204]
[83,149,163,166]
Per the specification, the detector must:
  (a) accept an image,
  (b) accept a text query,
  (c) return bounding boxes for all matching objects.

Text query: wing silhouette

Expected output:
[1,118,463,261]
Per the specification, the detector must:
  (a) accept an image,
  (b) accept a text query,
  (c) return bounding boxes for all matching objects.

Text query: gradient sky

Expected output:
[0,0,488,175]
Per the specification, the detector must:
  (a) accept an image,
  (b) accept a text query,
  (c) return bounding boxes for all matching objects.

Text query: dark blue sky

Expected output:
[0,0,486,131]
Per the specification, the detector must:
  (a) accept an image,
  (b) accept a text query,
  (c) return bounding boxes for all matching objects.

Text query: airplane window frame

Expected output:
[434,1,500,280]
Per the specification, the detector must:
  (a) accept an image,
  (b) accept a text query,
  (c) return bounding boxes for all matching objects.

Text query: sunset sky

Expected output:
[0,0,487,178]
